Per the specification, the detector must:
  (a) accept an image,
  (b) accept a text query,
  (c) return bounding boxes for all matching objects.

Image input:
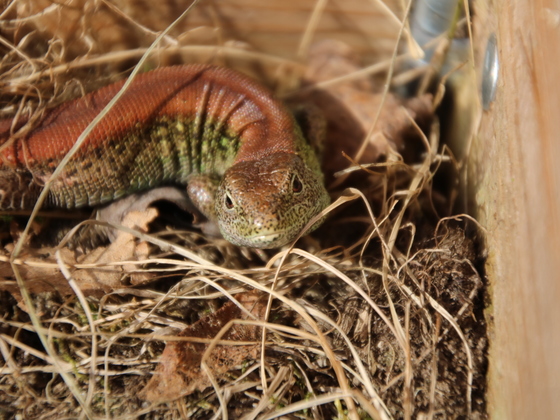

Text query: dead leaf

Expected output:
[0,247,74,311]
[141,292,267,403]
[299,39,434,179]
[72,207,159,288]
[1,205,160,308]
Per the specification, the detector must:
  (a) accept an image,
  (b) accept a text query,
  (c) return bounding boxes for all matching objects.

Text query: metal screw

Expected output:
[482,33,499,110]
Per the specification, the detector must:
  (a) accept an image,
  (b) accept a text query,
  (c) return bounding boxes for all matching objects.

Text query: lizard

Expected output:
[0,64,330,248]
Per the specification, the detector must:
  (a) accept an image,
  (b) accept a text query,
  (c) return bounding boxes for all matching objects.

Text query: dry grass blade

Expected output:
[0,0,487,418]
[54,250,98,409]
[297,0,328,58]
[5,2,202,418]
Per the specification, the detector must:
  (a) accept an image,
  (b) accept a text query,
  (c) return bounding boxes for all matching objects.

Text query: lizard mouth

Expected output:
[244,230,291,248]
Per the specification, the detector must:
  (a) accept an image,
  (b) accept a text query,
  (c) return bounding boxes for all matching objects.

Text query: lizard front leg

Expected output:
[186,174,222,237]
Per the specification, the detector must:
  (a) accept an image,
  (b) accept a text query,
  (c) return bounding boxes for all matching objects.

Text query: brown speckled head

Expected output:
[215,152,330,248]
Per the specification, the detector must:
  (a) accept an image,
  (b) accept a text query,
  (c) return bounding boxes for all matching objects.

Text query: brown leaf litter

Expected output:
[141,291,267,403]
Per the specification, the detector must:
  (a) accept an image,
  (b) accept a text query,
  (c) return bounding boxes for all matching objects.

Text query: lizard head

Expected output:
[215,152,330,248]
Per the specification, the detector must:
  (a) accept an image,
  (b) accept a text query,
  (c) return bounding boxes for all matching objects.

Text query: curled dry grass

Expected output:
[0,1,486,419]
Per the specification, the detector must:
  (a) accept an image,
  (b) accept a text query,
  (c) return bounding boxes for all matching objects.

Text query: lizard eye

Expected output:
[224,192,235,210]
[292,174,303,194]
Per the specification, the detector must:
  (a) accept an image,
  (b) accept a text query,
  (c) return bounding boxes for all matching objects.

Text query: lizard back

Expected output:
[0,65,307,209]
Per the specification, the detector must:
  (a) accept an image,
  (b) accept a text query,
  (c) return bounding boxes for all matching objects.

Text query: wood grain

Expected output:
[473,0,560,418]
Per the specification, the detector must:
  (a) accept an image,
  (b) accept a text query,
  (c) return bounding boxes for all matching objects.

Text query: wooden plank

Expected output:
[181,0,402,62]
[473,0,560,418]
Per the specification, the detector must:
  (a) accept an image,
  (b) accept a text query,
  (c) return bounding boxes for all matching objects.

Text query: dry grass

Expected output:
[0,1,486,419]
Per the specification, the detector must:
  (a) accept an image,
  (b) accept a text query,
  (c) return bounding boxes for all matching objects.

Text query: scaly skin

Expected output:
[0,65,330,248]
